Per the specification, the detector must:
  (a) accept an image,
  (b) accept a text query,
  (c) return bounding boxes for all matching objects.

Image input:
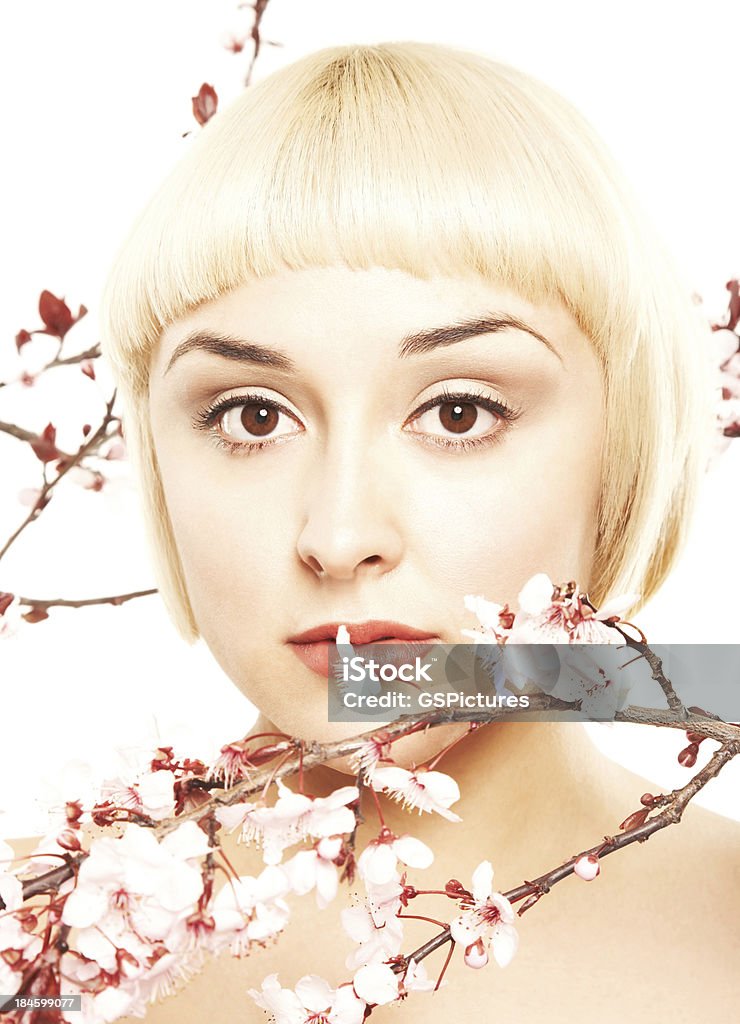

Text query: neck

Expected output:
[246,713,629,876]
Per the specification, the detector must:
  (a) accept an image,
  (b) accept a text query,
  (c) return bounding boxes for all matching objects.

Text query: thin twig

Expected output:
[16,589,158,612]
[396,740,739,971]
[0,391,119,562]
[13,700,740,901]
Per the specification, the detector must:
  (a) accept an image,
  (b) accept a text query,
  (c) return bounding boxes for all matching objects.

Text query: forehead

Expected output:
[153,265,584,373]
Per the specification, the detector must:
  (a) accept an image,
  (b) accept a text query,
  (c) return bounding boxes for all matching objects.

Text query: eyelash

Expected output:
[191,386,523,456]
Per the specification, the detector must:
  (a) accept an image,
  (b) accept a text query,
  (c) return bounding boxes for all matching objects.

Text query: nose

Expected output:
[296,443,404,581]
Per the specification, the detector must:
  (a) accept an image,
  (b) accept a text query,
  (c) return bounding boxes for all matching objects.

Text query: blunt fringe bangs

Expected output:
[99,41,715,643]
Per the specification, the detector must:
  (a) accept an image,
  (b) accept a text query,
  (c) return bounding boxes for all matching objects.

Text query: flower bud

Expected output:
[573,855,600,881]
[464,939,489,969]
[685,731,705,745]
[56,829,81,851]
[678,743,699,768]
[619,807,650,831]
[639,793,655,807]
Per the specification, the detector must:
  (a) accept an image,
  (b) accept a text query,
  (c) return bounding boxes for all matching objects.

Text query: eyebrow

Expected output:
[163,313,560,375]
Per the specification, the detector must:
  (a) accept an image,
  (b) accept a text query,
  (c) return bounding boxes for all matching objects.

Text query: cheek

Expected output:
[160,463,297,631]
[406,421,602,604]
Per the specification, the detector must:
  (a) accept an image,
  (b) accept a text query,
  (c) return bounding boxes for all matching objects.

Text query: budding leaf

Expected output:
[192,83,218,126]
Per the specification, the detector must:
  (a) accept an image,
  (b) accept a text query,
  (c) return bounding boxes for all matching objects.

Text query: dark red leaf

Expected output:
[0,593,16,616]
[192,83,218,126]
[30,423,59,463]
[38,290,74,338]
[80,359,96,380]
[22,606,49,624]
[15,329,32,352]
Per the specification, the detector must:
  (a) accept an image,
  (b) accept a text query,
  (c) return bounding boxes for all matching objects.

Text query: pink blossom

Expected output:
[449,860,519,968]
[62,822,208,942]
[369,766,462,822]
[347,735,394,782]
[463,593,509,642]
[341,877,405,970]
[248,973,366,1024]
[97,769,176,821]
[357,831,433,885]
[399,957,440,994]
[209,865,291,953]
[239,779,358,864]
[352,962,400,1005]
[282,845,340,909]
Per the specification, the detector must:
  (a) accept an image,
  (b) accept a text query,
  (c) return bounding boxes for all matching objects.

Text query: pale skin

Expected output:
[11,266,740,1020]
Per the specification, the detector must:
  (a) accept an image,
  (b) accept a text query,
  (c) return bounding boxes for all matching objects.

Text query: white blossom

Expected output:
[449,861,519,968]
[357,832,433,885]
[239,780,358,864]
[353,962,400,1005]
[248,973,366,1024]
[369,767,462,822]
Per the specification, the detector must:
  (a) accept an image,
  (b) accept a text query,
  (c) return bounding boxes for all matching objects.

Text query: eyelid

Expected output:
[403,383,521,428]
[192,382,522,456]
[190,390,305,451]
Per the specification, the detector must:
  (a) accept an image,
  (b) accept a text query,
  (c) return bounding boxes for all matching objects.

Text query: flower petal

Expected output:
[491,920,519,967]
[358,844,397,886]
[471,860,493,902]
[353,963,399,1006]
[295,974,333,1013]
[392,835,433,870]
[517,573,555,615]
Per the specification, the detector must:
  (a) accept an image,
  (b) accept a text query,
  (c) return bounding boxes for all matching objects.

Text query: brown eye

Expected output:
[239,402,280,437]
[409,395,499,441]
[219,399,302,444]
[438,401,478,434]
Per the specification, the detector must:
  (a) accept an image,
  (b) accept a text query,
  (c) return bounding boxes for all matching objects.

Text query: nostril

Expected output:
[305,555,324,575]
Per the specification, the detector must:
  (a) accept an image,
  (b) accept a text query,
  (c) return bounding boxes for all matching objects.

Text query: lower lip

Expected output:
[288,638,439,678]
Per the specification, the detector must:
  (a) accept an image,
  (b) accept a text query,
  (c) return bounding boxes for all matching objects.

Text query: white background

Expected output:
[1,0,739,836]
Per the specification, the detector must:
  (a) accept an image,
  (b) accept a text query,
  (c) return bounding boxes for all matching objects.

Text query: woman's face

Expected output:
[148,265,604,757]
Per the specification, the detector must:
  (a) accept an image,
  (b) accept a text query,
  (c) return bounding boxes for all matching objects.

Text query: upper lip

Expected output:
[287,620,439,645]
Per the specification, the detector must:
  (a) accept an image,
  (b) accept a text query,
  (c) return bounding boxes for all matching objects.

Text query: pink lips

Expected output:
[287,620,439,678]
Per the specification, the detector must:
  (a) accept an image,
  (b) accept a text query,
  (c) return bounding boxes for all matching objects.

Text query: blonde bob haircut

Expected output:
[99,41,715,645]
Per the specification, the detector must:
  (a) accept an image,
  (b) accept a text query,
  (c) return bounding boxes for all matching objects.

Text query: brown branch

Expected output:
[615,628,689,718]
[0,344,101,390]
[396,739,739,971]
[0,420,76,460]
[16,589,158,612]
[242,0,272,87]
[12,698,740,903]
[0,391,119,562]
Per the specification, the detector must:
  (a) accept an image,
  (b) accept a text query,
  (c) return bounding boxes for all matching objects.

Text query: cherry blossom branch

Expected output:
[0,392,119,562]
[241,0,273,87]
[0,344,102,390]
[13,696,739,904]
[0,420,75,459]
[396,738,740,973]
[15,589,158,613]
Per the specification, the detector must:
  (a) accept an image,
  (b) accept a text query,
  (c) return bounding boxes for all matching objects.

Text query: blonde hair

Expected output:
[99,41,715,644]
